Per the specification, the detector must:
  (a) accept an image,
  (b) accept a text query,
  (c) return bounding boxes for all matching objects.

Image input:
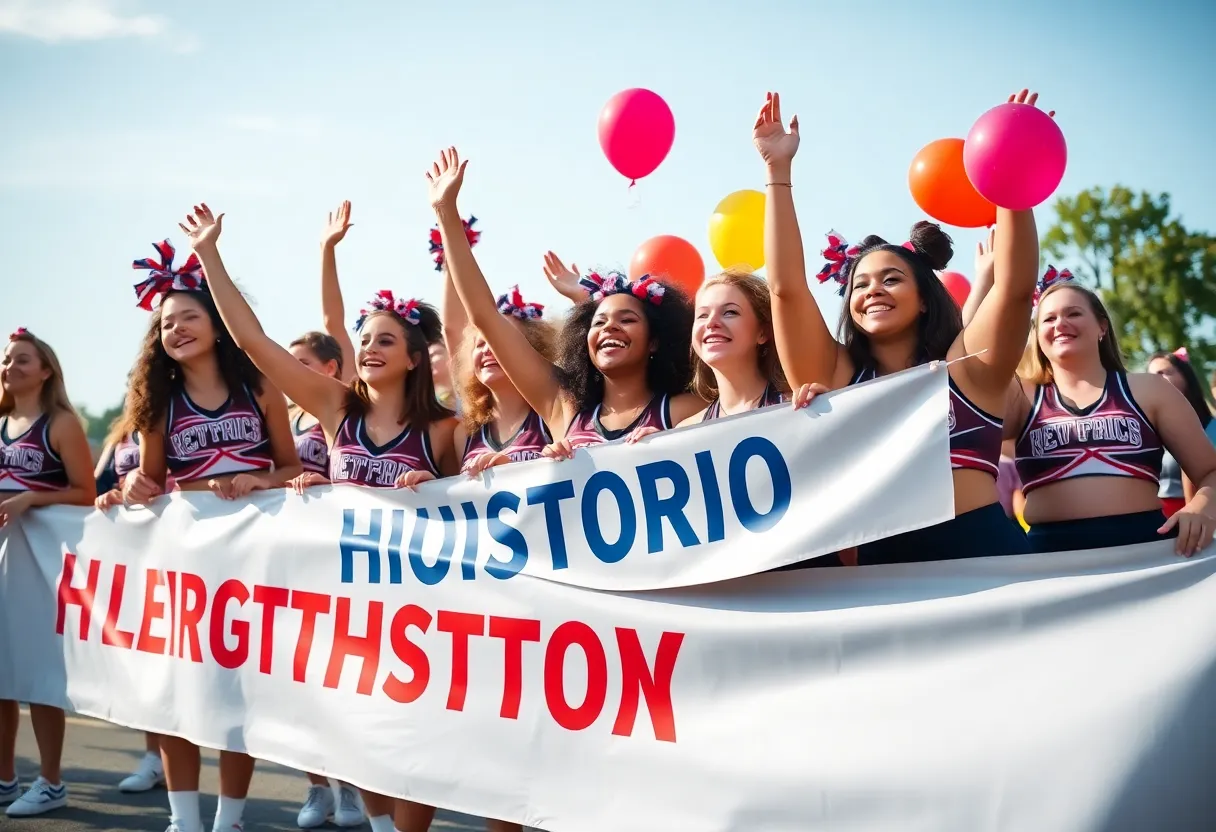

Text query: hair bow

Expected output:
[496,285,545,320]
[132,240,204,311]
[1174,346,1190,363]
[817,231,860,296]
[576,270,665,305]
[9,327,29,341]
[354,290,423,331]
[429,215,481,272]
[1033,265,1075,304]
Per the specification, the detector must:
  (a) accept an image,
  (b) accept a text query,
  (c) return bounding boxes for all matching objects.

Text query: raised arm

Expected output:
[179,204,349,435]
[962,228,996,327]
[441,264,469,361]
[754,91,845,389]
[426,149,571,433]
[320,201,357,382]
[957,91,1054,394]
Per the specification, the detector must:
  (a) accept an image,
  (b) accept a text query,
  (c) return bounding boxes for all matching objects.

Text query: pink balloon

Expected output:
[940,271,971,307]
[963,103,1066,211]
[597,88,675,184]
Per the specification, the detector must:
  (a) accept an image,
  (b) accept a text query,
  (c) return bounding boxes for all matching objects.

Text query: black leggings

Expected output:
[857,503,1030,565]
[1026,509,1175,553]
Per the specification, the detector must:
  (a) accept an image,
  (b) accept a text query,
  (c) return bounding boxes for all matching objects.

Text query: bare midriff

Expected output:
[1023,477,1160,525]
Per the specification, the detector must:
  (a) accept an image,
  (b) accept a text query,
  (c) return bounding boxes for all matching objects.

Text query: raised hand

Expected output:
[1007,89,1055,118]
[753,91,800,169]
[974,227,997,284]
[426,147,467,212]
[542,251,587,302]
[321,200,353,249]
[179,203,224,251]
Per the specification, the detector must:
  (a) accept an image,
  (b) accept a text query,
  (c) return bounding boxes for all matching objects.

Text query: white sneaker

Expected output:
[119,753,165,793]
[333,784,366,827]
[212,824,244,832]
[0,779,19,806]
[297,784,335,828]
[5,777,68,816]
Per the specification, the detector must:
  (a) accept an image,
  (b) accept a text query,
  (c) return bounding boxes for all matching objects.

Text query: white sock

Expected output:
[368,815,396,832]
[213,795,246,829]
[167,790,202,832]
[0,777,16,787]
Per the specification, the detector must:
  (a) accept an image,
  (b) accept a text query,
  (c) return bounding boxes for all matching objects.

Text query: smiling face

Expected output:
[0,339,51,396]
[693,282,766,369]
[1036,286,1105,364]
[357,312,415,388]
[159,293,218,364]
[847,250,925,339]
[586,293,652,374]
[469,318,530,389]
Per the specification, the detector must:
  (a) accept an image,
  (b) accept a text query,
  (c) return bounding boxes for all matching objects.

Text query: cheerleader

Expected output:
[1009,274,1216,553]
[173,205,457,832]
[426,148,703,462]
[759,89,1044,563]
[0,329,95,818]
[119,239,302,832]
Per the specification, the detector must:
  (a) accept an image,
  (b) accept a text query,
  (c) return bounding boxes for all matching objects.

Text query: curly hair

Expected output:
[838,221,960,371]
[554,281,695,413]
[690,268,788,401]
[127,288,264,435]
[344,303,454,428]
[453,318,557,430]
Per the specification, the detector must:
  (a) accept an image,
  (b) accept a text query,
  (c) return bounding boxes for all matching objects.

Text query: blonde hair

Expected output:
[0,331,77,420]
[453,319,557,430]
[690,269,788,401]
[1022,282,1127,385]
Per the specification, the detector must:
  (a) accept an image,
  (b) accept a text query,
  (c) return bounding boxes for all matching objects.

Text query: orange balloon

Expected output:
[909,138,997,228]
[629,235,705,297]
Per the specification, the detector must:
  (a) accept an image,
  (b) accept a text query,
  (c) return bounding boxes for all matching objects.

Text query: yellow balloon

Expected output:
[708,189,766,271]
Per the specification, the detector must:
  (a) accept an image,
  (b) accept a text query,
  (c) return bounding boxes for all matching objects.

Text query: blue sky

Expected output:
[2,0,1214,409]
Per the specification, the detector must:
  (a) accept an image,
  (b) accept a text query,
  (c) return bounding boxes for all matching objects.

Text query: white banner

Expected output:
[2,367,1214,830]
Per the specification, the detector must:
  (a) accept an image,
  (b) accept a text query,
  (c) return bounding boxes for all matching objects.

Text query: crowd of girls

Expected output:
[3,87,1216,831]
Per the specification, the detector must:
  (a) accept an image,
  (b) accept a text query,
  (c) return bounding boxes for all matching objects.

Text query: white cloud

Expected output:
[0,0,166,43]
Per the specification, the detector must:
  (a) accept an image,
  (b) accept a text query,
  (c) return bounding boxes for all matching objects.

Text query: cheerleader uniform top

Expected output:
[0,413,68,492]
[564,394,671,450]
[292,410,329,476]
[1014,371,1164,495]
[460,410,550,474]
[163,384,274,483]
[328,413,440,488]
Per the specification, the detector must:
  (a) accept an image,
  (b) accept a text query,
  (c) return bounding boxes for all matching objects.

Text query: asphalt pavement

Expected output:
[5,709,507,831]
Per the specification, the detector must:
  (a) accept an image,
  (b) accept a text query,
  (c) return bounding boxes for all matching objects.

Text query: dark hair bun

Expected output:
[857,234,890,250]
[414,301,444,346]
[907,221,953,272]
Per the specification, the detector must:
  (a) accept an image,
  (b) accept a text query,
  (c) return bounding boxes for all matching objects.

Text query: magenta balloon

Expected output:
[597,88,676,183]
[963,103,1067,211]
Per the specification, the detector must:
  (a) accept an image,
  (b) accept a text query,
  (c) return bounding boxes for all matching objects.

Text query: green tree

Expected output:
[1042,186,1216,374]
[76,402,124,445]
